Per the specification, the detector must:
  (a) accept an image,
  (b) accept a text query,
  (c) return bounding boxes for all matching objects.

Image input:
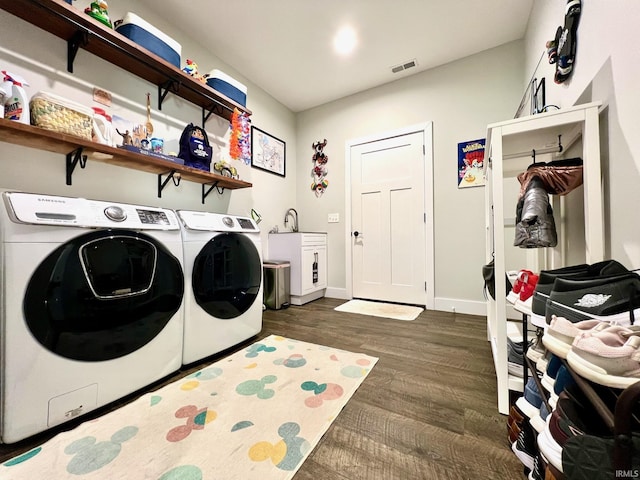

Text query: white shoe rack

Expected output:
[484,102,605,414]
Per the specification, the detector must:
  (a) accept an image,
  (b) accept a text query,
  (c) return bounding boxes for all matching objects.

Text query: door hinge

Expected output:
[424,213,426,223]
[424,281,427,291]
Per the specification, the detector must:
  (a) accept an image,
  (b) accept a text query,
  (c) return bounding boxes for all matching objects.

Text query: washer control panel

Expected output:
[136,209,170,225]
[4,192,179,230]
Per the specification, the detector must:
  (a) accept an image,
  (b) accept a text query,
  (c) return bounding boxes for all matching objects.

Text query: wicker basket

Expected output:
[30,91,93,141]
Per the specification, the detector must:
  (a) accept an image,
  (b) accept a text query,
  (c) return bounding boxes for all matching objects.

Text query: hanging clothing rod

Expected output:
[503,144,563,160]
[503,135,563,160]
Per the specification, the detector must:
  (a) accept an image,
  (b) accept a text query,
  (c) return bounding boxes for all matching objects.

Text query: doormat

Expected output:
[1,335,377,480]
[334,299,424,321]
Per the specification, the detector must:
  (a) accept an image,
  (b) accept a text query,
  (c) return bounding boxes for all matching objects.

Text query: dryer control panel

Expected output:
[177,210,259,233]
[4,192,180,230]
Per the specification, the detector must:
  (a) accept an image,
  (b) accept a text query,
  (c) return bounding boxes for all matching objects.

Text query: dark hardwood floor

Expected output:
[0,297,524,479]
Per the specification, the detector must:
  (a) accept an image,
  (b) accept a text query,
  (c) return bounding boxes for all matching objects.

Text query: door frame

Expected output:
[344,122,435,309]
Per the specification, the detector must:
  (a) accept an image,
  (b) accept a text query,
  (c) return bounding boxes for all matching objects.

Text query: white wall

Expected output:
[295,41,525,312]
[0,1,297,252]
[524,0,640,268]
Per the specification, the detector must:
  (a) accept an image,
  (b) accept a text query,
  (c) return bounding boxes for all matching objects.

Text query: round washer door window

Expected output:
[192,232,261,319]
[23,230,184,361]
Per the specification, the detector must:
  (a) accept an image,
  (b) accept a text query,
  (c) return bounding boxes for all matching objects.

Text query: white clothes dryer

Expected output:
[178,210,262,364]
[0,191,185,443]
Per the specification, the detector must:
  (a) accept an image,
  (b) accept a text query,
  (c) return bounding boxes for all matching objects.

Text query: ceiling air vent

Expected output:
[391,59,417,74]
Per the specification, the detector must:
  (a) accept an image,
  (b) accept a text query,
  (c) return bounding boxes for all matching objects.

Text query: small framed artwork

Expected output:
[457,138,486,188]
[251,126,286,177]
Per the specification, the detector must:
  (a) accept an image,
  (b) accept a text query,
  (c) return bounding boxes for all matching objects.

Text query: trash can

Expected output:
[263,261,290,310]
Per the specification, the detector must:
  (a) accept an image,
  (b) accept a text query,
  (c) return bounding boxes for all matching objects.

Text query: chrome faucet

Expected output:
[284,208,298,232]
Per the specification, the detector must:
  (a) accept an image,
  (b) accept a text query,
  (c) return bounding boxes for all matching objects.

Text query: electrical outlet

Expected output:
[328,213,340,223]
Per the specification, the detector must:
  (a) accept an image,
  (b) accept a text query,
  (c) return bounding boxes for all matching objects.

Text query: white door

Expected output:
[350,130,428,305]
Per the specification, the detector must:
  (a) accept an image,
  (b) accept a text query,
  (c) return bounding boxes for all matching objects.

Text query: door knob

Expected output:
[353,231,361,237]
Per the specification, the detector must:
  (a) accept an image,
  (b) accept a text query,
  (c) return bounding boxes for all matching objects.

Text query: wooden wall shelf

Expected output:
[0,0,252,123]
[0,119,252,194]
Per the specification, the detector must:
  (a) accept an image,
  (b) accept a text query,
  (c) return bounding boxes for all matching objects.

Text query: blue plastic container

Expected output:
[206,70,247,107]
[115,13,181,68]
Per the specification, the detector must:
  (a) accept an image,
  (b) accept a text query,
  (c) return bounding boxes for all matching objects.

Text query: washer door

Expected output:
[192,232,261,319]
[23,230,184,361]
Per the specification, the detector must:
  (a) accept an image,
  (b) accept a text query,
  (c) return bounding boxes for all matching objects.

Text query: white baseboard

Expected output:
[433,297,487,316]
[432,297,524,319]
[324,287,349,300]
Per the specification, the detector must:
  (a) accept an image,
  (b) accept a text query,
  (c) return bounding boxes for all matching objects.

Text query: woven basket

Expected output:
[30,92,93,141]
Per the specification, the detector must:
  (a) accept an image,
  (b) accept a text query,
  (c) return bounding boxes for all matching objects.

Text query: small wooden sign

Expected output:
[93,87,112,107]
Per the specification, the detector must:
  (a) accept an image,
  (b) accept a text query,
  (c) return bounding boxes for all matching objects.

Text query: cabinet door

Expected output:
[301,246,327,294]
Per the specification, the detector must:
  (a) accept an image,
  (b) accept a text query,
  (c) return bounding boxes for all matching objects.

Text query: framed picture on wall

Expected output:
[251,126,286,177]
[457,138,486,188]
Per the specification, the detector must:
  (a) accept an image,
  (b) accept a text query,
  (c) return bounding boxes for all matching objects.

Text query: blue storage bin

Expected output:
[206,70,247,107]
[115,13,181,68]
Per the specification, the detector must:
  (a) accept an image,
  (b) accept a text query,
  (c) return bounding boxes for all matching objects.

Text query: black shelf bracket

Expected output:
[201,181,223,203]
[158,80,180,111]
[157,170,181,198]
[66,147,87,185]
[67,30,88,73]
[202,104,226,127]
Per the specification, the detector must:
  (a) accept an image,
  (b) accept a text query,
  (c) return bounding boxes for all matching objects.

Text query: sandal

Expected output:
[554,0,582,83]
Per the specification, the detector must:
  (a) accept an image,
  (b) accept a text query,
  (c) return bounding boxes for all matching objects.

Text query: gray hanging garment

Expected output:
[514,176,558,248]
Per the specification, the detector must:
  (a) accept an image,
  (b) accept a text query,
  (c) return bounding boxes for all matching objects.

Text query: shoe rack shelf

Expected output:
[524,355,640,473]
[484,102,605,414]
[0,119,252,198]
[0,0,252,123]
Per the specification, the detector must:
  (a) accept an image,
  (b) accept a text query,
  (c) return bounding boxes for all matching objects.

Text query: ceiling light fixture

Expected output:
[333,26,357,56]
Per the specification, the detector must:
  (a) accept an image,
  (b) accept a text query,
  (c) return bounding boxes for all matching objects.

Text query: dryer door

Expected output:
[23,230,184,361]
[192,232,261,319]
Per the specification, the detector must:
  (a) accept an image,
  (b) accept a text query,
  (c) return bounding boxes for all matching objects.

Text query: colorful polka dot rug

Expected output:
[2,335,378,479]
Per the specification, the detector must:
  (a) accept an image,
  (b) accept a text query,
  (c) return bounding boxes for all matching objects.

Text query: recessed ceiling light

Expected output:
[333,26,357,56]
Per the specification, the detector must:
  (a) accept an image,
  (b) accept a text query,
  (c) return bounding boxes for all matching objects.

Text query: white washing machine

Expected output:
[0,191,185,443]
[177,210,262,364]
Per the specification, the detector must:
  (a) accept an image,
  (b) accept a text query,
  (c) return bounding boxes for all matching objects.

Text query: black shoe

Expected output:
[530,260,628,325]
[512,418,538,471]
[545,271,640,325]
[529,452,545,480]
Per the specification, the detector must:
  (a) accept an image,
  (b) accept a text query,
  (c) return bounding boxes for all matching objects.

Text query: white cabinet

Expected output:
[300,245,327,296]
[268,233,327,305]
[484,102,604,414]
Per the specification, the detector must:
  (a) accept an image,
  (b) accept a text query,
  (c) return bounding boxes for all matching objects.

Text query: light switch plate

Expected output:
[328,213,340,223]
